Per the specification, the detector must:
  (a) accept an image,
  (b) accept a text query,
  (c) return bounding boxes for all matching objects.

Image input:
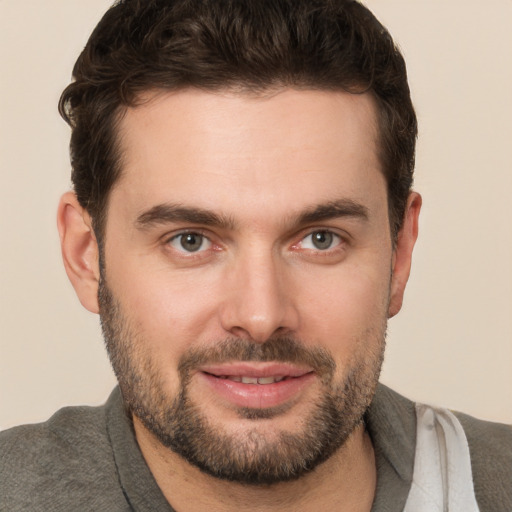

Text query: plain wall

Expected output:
[1,0,511,430]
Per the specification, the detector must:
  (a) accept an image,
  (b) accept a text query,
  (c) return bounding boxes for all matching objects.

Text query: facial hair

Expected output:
[98,279,386,485]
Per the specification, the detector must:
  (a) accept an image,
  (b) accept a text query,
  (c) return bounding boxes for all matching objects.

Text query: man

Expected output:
[1,0,510,510]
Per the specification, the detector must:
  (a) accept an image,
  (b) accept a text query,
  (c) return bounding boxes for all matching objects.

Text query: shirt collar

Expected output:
[366,383,416,511]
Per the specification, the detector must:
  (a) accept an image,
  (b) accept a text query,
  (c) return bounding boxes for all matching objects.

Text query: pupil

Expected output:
[313,231,332,250]
[181,233,202,252]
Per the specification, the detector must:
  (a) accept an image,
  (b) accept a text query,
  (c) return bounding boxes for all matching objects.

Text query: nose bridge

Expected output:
[220,241,297,342]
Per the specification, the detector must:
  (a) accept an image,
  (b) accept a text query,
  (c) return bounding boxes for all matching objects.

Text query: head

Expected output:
[57,0,420,486]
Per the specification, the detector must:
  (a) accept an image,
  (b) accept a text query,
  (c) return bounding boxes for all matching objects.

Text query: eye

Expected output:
[300,230,341,251]
[168,232,211,253]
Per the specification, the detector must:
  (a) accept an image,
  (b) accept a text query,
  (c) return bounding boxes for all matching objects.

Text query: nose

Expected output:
[219,246,299,343]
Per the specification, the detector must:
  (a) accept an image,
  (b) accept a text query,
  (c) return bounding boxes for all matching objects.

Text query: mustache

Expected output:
[178,336,336,380]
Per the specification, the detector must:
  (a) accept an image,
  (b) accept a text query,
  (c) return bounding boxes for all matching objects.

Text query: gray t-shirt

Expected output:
[1,385,511,511]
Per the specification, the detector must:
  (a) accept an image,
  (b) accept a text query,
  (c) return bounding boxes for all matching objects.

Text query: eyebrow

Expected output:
[296,199,369,225]
[135,198,369,231]
[135,203,236,230]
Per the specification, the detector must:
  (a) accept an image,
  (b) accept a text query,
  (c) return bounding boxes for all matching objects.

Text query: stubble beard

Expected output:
[98,279,386,485]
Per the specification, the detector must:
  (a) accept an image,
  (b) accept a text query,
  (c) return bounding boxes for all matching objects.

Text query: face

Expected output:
[97,89,399,484]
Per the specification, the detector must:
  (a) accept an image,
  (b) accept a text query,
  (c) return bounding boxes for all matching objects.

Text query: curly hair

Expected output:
[59,0,417,240]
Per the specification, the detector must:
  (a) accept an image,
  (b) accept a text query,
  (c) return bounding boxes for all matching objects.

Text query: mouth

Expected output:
[212,375,289,384]
[197,363,316,410]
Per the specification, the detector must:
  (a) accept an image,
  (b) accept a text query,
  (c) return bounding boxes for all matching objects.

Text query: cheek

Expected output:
[297,260,391,350]
[110,262,224,354]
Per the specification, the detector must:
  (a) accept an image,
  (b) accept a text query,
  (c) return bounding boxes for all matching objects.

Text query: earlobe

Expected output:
[57,192,100,314]
[388,192,422,318]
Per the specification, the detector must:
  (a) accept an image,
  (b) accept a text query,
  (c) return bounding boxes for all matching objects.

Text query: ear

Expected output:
[57,191,100,314]
[388,192,422,318]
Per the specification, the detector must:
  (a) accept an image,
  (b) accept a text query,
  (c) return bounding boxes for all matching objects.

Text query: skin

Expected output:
[58,88,421,511]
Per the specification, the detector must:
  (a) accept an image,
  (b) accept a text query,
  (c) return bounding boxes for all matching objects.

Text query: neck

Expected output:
[133,418,377,512]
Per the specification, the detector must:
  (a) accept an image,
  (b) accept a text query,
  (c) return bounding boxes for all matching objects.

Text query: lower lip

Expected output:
[198,372,316,409]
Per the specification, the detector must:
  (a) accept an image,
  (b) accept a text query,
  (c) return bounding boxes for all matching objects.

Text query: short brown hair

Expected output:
[59,0,417,240]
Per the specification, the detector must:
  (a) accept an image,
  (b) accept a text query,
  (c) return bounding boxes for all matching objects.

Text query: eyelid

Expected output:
[169,232,211,252]
[162,229,217,257]
[162,226,211,242]
[291,227,348,250]
[300,231,342,250]
[160,226,348,259]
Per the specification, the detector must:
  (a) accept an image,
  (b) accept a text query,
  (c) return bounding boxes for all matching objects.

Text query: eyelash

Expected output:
[166,231,214,256]
[163,228,347,259]
[297,230,343,252]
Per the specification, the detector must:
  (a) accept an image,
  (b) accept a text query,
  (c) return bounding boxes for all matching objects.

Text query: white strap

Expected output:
[403,403,480,512]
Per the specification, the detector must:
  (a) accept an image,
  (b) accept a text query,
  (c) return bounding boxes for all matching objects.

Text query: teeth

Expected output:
[225,376,286,384]
[257,376,278,384]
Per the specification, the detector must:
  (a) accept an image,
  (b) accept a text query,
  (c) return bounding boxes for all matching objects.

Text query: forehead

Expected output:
[112,88,384,224]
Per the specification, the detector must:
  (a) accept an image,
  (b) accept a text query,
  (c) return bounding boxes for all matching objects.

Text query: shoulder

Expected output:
[1,401,108,453]
[454,411,512,512]
[0,397,129,511]
[369,385,512,511]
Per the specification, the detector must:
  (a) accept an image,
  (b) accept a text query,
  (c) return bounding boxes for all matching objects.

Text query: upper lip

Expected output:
[198,362,313,379]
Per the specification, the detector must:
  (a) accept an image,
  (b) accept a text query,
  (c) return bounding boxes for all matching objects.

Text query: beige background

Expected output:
[1,0,511,430]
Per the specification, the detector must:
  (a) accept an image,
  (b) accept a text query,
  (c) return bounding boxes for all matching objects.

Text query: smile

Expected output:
[197,363,316,409]
[213,375,287,384]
